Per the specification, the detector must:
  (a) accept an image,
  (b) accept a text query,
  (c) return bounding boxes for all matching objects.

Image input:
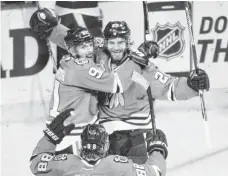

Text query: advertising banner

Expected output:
[1,1,227,112]
[1,5,55,123]
[193,1,228,88]
[147,1,228,88]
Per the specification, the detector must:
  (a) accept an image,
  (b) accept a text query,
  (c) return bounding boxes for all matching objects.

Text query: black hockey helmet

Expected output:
[80,124,109,164]
[103,21,130,39]
[64,27,93,48]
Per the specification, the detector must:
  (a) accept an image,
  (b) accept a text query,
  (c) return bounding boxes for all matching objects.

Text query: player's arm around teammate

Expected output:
[30,8,210,99]
[29,8,141,94]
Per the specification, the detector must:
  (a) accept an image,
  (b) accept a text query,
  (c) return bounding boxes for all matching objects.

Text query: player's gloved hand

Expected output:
[138,41,159,59]
[187,69,210,92]
[44,108,75,145]
[29,8,59,39]
[146,129,168,159]
[130,41,159,67]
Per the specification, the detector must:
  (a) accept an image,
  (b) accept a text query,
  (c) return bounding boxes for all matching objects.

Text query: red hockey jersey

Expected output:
[47,55,140,127]
[49,24,198,133]
[30,137,166,176]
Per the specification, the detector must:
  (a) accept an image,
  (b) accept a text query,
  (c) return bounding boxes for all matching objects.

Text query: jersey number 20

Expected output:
[155,72,168,84]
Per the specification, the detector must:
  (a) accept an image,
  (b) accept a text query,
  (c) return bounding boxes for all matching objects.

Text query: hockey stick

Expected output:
[184,2,208,121]
[36,2,57,74]
[184,2,212,149]
[143,1,153,41]
[131,71,156,136]
[142,1,156,135]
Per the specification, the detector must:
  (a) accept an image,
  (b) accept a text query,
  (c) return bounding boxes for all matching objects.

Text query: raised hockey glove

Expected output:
[44,108,75,145]
[130,41,159,67]
[138,41,159,59]
[146,129,168,159]
[29,8,59,39]
[187,69,210,92]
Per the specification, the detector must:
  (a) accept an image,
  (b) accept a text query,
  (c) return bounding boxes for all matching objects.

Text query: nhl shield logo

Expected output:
[152,22,185,60]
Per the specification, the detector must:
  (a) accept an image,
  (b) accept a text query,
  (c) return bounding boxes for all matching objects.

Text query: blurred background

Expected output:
[1,1,228,176]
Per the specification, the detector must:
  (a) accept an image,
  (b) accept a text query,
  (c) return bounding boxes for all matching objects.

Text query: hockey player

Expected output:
[30,8,210,163]
[29,8,145,154]
[30,109,168,176]
[97,21,210,163]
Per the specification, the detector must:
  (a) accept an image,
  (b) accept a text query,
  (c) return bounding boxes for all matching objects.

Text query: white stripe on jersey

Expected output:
[151,165,162,176]
[130,113,149,117]
[100,115,152,135]
[167,78,177,101]
[125,115,151,124]
[72,142,79,155]
[50,80,60,117]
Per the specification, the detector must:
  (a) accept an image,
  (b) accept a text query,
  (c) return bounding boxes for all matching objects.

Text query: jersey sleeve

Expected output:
[57,60,139,94]
[49,24,69,50]
[50,24,143,94]
[30,137,77,176]
[126,152,166,176]
[141,63,198,101]
[111,153,166,176]
[143,151,167,176]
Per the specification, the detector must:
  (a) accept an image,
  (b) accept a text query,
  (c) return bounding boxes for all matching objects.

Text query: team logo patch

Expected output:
[113,155,129,163]
[53,154,68,161]
[152,22,185,60]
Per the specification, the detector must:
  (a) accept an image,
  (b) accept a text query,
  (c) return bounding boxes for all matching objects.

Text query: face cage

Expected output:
[80,142,109,164]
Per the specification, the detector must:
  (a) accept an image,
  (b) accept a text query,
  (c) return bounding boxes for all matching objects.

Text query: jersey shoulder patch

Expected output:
[113,155,129,163]
[52,154,68,161]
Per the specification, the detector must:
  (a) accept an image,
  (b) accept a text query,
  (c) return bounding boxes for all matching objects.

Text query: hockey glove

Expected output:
[44,108,75,145]
[130,41,159,67]
[138,41,159,59]
[187,69,210,92]
[146,129,168,159]
[29,8,59,39]
[130,50,148,67]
